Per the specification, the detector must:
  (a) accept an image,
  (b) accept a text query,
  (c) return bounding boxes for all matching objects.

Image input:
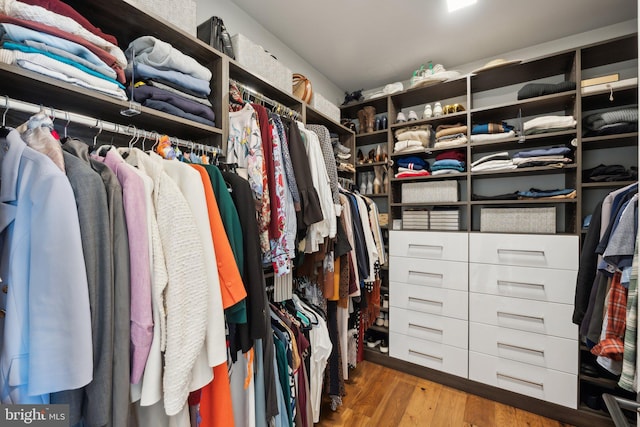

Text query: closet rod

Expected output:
[0,95,221,155]
[230,79,301,120]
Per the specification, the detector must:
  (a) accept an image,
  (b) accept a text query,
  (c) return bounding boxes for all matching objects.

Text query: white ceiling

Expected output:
[229,0,637,91]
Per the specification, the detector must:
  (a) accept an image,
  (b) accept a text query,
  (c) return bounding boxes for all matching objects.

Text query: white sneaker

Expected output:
[423,104,432,119]
[375,314,384,326]
[396,112,407,123]
[379,340,389,353]
[407,110,418,121]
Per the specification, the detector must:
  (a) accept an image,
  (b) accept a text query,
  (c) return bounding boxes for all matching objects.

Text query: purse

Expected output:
[197,16,235,59]
[292,73,313,103]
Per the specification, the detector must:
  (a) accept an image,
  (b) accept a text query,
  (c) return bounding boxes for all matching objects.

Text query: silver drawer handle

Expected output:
[497,372,544,390]
[497,342,545,357]
[409,271,444,280]
[408,244,443,251]
[497,311,544,324]
[409,297,443,306]
[497,280,545,290]
[409,349,443,362]
[497,249,545,257]
[409,323,444,335]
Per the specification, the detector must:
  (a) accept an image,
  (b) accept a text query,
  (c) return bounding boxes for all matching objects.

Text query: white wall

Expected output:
[196,0,344,104]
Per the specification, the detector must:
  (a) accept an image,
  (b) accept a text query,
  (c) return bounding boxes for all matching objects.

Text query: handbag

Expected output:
[292,73,313,103]
[197,16,235,59]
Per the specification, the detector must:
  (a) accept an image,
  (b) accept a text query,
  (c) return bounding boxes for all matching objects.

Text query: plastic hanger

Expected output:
[0,96,10,138]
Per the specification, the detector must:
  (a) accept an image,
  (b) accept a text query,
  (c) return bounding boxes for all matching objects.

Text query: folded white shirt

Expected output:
[470,130,516,143]
[394,140,424,152]
[524,115,576,132]
[471,151,510,168]
[471,160,516,172]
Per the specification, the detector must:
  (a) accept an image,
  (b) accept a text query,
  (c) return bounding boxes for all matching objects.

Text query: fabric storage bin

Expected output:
[401,180,458,203]
[231,34,293,94]
[480,207,556,234]
[125,0,197,35]
[312,92,340,122]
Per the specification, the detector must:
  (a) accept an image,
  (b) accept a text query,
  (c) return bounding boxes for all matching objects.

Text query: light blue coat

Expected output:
[0,130,92,403]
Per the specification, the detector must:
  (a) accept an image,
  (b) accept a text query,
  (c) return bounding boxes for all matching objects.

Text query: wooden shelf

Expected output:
[580,374,621,390]
[341,97,389,118]
[391,201,466,207]
[470,199,577,205]
[362,193,389,198]
[305,105,354,135]
[355,129,388,146]
[581,34,638,70]
[391,77,468,108]
[581,132,639,150]
[228,61,302,108]
[582,86,638,112]
[470,130,577,153]
[391,174,468,183]
[356,161,390,169]
[582,181,637,189]
[470,91,576,122]
[368,325,389,334]
[0,63,221,141]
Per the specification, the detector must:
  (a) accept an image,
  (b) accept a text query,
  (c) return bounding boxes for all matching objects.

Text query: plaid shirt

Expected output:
[619,235,639,392]
[592,271,627,361]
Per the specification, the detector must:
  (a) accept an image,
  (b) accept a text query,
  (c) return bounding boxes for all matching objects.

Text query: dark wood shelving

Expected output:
[470,129,577,153]
[390,174,468,183]
[389,111,468,130]
[305,105,354,135]
[391,77,468,108]
[470,91,577,122]
[582,181,637,189]
[341,97,389,119]
[581,132,639,150]
[471,164,577,178]
[470,199,577,205]
[391,201,467,207]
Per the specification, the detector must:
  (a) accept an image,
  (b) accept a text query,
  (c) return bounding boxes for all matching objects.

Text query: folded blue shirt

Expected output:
[129,61,211,97]
[396,156,428,170]
[432,159,465,168]
[517,188,575,198]
[0,23,114,76]
[2,41,125,89]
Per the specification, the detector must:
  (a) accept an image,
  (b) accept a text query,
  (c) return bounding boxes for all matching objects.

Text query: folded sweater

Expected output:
[435,125,467,139]
[523,115,576,133]
[517,81,576,100]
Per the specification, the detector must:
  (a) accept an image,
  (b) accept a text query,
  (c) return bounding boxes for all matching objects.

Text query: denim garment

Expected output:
[517,188,576,198]
[513,146,572,158]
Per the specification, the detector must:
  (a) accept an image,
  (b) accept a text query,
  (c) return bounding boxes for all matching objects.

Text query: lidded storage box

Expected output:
[480,207,556,234]
[401,180,458,203]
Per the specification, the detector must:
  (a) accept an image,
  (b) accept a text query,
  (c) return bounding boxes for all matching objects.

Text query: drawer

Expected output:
[390,257,468,291]
[390,231,468,262]
[391,282,468,320]
[469,263,576,304]
[469,233,578,270]
[390,332,468,378]
[469,322,577,374]
[390,307,468,349]
[469,293,577,339]
[469,351,577,408]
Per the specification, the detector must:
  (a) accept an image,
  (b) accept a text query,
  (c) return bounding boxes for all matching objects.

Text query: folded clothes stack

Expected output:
[583,107,638,137]
[394,155,430,178]
[470,122,515,143]
[583,164,638,182]
[471,151,515,172]
[434,123,467,149]
[0,0,127,99]
[393,125,432,154]
[511,145,573,168]
[126,36,215,127]
[473,187,576,200]
[523,115,576,135]
[431,149,465,175]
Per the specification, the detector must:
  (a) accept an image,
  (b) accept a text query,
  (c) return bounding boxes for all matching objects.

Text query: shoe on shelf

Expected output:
[357,149,364,164]
[423,104,432,119]
[383,313,389,328]
[396,112,407,123]
[375,117,381,131]
[407,110,418,121]
[381,115,388,129]
[336,142,351,154]
[375,312,384,326]
[367,336,381,348]
[337,152,351,160]
[379,340,389,353]
[382,293,389,309]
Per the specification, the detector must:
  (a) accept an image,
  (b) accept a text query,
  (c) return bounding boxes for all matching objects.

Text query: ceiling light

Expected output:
[447,0,477,12]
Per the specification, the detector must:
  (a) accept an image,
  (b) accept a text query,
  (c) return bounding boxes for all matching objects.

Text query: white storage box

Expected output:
[231,34,293,94]
[480,207,556,234]
[401,180,458,203]
[125,0,197,36]
[312,92,340,123]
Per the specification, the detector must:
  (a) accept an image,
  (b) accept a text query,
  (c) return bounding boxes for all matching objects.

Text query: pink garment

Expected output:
[94,149,153,384]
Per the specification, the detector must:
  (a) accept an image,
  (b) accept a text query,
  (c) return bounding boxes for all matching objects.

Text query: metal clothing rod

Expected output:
[0,95,221,155]
[230,79,301,120]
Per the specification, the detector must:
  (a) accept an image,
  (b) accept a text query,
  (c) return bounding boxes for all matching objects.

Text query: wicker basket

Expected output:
[401,180,458,203]
[480,207,556,234]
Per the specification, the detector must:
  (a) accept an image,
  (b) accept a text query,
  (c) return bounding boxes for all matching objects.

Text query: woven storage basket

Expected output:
[480,207,556,234]
[401,180,458,203]
[231,34,293,94]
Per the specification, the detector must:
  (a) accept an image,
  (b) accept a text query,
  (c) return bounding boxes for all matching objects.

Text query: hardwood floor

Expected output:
[317,361,574,427]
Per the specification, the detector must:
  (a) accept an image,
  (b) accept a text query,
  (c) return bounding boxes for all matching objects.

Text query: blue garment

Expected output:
[517,188,575,198]
[471,122,513,134]
[272,343,289,427]
[142,99,216,127]
[512,146,572,158]
[128,83,215,122]
[431,159,465,168]
[396,156,427,170]
[254,339,267,427]
[129,61,211,96]
[2,41,125,88]
[0,130,93,403]
[0,23,114,77]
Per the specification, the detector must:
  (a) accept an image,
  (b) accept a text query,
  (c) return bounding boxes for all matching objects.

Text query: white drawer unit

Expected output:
[390,307,468,349]
[389,231,468,262]
[390,332,468,378]
[389,256,468,292]
[469,263,576,304]
[469,233,578,270]
[469,293,577,340]
[469,351,577,408]
[469,322,578,374]
[391,282,468,320]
